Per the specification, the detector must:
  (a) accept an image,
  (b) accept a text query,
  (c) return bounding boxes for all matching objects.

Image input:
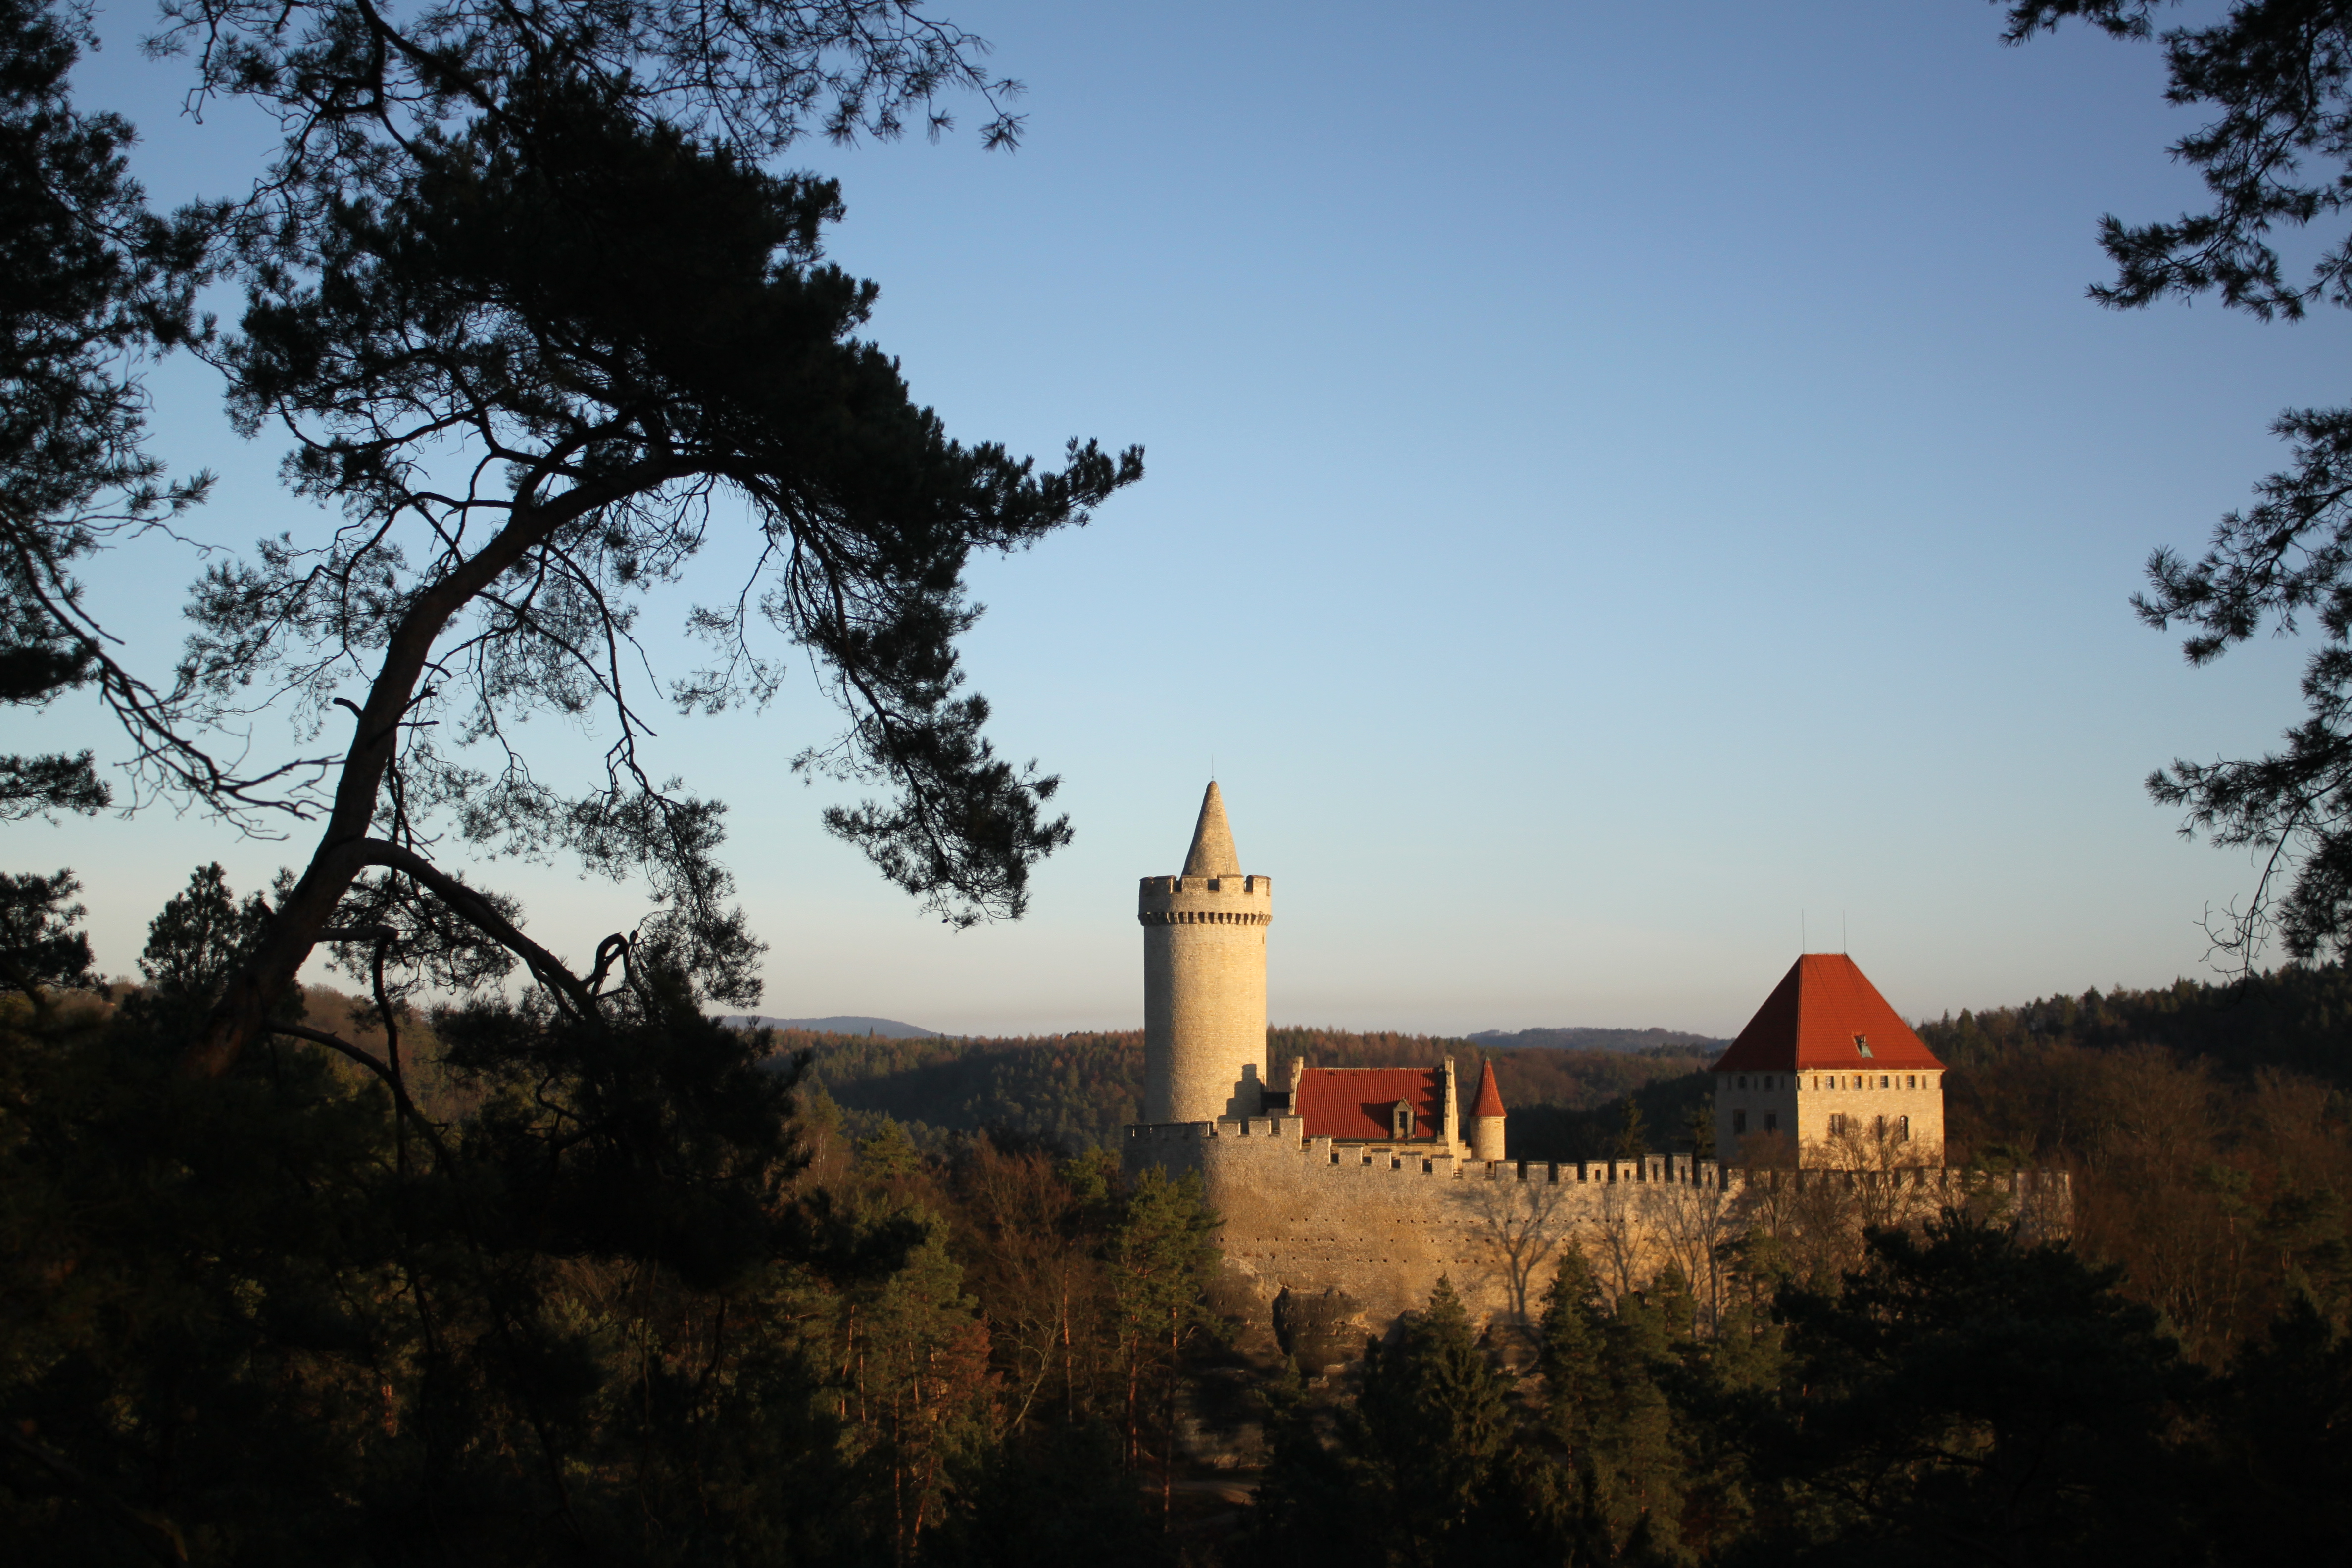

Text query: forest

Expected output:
[4,863,2349,1563]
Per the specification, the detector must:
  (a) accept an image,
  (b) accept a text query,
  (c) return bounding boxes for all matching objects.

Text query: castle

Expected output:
[1124,783,2067,1346]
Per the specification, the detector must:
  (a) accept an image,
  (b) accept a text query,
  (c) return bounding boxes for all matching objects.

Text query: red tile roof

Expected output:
[1710,954,1945,1073]
[1294,1066,1444,1141]
[1472,1058,1506,1118]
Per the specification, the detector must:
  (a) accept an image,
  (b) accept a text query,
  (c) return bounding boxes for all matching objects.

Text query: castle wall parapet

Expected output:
[1124,1116,2071,1339]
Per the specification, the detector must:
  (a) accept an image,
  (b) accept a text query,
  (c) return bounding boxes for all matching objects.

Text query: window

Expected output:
[1873,1114,1885,1137]
[1764,1112,1778,1132]
[1813,1076,1821,1089]
[1854,1033,1873,1058]
[1737,1075,1748,1090]
[1763,1075,1774,1090]
[1879,1075,1889,1089]
[1898,1115,1911,1142]
[1732,1109,1748,1135]
[1391,1102,1416,1139]
[1906,1074,1917,1090]
[1829,1113,1847,1135]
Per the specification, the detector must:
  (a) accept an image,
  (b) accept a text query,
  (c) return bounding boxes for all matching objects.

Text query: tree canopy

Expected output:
[0,0,208,823]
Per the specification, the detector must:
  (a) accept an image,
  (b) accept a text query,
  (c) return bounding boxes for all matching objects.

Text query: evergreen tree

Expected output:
[2205,1289,2352,1560]
[0,868,93,1001]
[0,869,943,1558]
[0,0,208,823]
[1754,1208,2210,1564]
[1611,1096,1650,1160]
[2000,3,2352,964]
[1531,1248,1698,1565]
[1252,1278,1532,1568]
[1106,1166,1220,1515]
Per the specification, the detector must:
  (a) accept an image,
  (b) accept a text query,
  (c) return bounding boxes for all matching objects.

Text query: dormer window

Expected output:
[1854,1033,1873,1058]
[1391,1101,1416,1140]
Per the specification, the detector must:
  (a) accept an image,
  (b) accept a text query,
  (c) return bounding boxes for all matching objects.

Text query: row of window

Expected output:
[1729,1110,1913,1141]
[1730,1073,1929,1091]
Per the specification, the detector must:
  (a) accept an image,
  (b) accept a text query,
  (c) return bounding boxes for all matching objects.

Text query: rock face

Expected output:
[1272,1286,1370,1374]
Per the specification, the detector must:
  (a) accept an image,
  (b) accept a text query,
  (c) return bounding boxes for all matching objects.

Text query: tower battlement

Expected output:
[1137,873,1273,900]
[1138,873,1273,926]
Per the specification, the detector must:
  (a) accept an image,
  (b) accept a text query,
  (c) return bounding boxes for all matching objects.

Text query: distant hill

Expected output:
[718,1015,938,1039]
[1470,1026,1728,1057]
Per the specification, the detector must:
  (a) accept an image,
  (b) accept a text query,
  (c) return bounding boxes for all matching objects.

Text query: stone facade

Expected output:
[1716,1066,1948,1163]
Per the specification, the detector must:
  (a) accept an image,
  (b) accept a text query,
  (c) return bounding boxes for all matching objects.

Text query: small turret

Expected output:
[1471,1058,1507,1162]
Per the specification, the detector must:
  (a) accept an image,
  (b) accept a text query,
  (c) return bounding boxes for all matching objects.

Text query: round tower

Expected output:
[1470,1058,1508,1162]
[1140,782,1272,1123]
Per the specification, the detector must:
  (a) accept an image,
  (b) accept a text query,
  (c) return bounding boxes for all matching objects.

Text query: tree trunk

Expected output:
[185,471,673,1076]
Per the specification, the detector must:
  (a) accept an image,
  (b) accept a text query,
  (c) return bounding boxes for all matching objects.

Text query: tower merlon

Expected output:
[1137,873,1274,924]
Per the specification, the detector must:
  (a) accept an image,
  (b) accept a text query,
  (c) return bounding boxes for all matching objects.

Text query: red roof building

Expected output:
[1711,954,1947,1165]
[1293,1065,1450,1144]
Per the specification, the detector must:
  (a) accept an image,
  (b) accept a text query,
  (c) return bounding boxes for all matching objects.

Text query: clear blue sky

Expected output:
[20,1,2345,1036]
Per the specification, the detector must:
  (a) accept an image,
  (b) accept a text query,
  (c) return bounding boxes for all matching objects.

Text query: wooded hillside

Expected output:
[747,1020,1714,1160]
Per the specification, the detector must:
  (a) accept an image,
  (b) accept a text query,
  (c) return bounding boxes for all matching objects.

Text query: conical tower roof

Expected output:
[1472,1058,1507,1118]
[1709,954,1943,1072]
[1181,781,1242,876]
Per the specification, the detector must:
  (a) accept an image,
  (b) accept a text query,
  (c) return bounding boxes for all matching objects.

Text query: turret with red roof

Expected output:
[1470,1058,1507,1162]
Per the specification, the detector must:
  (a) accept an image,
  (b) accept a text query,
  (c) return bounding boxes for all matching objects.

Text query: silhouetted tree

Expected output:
[0,868,93,1001]
[2002,3,2352,966]
[0,0,208,822]
[0,0,1143,1070]
[0,862,957,1559]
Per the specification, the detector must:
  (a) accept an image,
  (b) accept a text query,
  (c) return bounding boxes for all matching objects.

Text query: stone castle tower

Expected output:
[1139,782,1272,1123]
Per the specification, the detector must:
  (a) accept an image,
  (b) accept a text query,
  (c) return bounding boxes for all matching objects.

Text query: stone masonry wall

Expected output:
[1127,1117,2068,1358]
[1715,1069,1948,1165]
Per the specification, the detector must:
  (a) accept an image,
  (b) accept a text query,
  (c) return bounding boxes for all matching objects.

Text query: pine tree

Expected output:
[1105,1166,1220,1516]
